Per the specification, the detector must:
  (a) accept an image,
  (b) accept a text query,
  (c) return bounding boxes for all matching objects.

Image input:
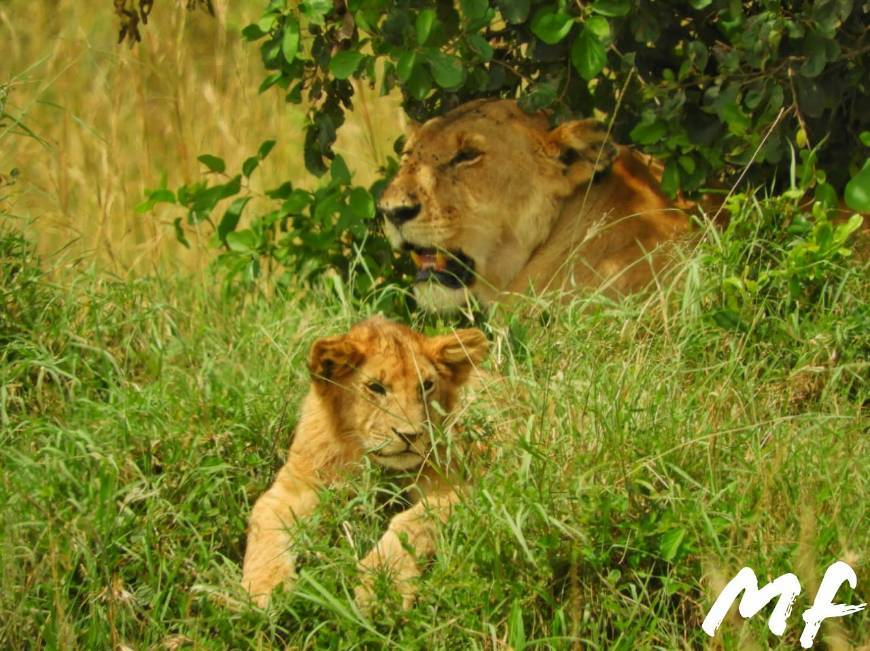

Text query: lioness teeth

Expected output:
[410,250,448,271]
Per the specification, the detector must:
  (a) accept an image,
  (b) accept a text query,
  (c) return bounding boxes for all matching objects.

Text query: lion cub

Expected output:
[242,317,488,608]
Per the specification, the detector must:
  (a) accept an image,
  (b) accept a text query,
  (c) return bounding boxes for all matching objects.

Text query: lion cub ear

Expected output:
[308,336,364,384]
[546,118,618,183]
[428,329,488,383]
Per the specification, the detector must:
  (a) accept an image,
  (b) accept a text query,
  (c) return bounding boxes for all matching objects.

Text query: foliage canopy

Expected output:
[247,0,868,195]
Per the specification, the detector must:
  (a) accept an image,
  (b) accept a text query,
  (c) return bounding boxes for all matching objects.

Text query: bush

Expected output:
[245,0,868,192]
[142,0,870,298]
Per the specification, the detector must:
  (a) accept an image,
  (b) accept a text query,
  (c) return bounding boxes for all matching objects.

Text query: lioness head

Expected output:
[307,317,488,470]
[378,99,617,310]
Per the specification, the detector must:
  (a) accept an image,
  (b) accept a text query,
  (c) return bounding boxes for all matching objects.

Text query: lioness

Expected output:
[378,99,690,311]
[242,317,488,608]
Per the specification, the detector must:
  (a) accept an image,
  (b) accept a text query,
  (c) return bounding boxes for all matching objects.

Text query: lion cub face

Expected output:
[308,317,487,470]
[378,99,617,310]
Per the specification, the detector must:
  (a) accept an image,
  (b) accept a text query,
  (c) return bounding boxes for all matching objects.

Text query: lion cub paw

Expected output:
[355,537,420,612]
[354,570,417,613]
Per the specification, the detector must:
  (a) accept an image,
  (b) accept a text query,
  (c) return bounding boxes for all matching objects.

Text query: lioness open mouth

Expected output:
[404,244,476,289]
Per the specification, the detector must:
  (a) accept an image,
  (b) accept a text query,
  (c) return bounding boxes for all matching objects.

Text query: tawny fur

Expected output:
[241,317,488,608]
[379,99,690,311]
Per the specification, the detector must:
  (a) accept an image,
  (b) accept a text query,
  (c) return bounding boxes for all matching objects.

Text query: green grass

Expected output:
[1,197,867,649]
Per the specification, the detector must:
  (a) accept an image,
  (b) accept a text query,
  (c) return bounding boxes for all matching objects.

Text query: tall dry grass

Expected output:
[0,0,401,275]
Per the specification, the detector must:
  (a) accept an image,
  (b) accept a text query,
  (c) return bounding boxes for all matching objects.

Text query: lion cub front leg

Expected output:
[242,464,320,607]
[355,471,461,611]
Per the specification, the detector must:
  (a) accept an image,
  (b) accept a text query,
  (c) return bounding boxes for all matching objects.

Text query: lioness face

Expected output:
[378,99,616,310]
[308,318,488,470]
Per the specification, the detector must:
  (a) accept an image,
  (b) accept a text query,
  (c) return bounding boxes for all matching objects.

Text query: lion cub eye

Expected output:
[365,381,387,396]
[450,148,483,166]
[421,379,435,394]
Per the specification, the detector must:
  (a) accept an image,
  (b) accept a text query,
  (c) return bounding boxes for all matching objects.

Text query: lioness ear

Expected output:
[428,328,488,382]
[546,118,617,184]
[308,336,364,384]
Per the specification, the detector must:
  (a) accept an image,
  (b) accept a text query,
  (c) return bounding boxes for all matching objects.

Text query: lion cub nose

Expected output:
[392,427,421,445]
[383,203,421,226]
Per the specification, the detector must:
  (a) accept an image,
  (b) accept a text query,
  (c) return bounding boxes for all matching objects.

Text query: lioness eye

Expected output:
[366,381,387,395]
[450,148,482,166]
[422,379,435,393]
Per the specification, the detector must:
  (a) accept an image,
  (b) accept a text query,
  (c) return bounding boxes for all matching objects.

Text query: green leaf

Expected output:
[173,217,190,248]
[859,131,870,148]
[189,175,242,217]
[468,33,494,61]
[286,81,303,104]
[834,213,863,243]
[266,181,293,200]
[508,599,526,650]
[329,51,364,79]
[258,72,284,94]
[135,188,176,213]
[331,155,351,185]
[397,51,416,83]
[590,0,630,17]
[241,23,267,41]
[425,51,467,89]
[281,17,300,63]
[814,182,837,209]
[661,160,680,197]
[256,13,278,33]
[570,28,607,80]
[461,0,489,21]
[518,81,558,112]
[629,119,667,145]
[197,154,226,174]
[218,197,251,242]
[497,0,529,23]
[406,63,433,100]
[844,159,870,212]
[301,0,331,25]
[282,189,312,213]
[226,229,258,253]
[800,33,829,78]
[304,127,328,177]
[416,9,437,45]
[242,156,259,177]
[260,35,282,68]
[660,528,686,562]
[258,139,276,160]
[531,8,574,45]
[348,187,375,219]
[689,0,712,8]
[585,15,611,40]
[716,95,751,135]
[678,155,696,174]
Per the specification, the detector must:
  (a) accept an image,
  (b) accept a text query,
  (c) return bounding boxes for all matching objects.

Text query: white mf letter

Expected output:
[702,567,802,638]
[799,561,866,648]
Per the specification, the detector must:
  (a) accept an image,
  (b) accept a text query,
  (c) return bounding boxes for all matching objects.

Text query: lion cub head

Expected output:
[307,317,488,470]
[378,98,617,310]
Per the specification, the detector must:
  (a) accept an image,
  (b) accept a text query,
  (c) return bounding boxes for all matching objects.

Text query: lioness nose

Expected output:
[392,428,421,445]
[383,203,421,226]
